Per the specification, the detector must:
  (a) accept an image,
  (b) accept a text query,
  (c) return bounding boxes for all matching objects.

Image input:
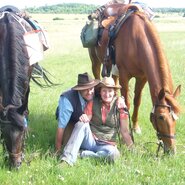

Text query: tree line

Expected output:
[25,3,185,14]
[25,3,98,14]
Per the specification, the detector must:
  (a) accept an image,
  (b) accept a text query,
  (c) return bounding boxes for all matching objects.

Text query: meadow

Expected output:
[0,13,185,184]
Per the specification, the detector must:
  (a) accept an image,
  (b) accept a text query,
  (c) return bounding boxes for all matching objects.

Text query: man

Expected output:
[55,72,100,153]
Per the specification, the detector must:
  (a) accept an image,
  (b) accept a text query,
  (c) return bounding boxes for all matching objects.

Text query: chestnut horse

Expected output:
[88,4,181,153]
[0,6,50,168]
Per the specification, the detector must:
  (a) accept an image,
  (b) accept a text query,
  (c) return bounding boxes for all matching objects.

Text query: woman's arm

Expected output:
[119,116,133,148]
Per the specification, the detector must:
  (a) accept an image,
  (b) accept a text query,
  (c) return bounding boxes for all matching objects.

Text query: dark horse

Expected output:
[0,6,50,168]
[88,3,181,153]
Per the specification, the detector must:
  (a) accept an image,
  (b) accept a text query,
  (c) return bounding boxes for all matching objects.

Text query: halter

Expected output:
[150,103,178,140]
[8,151,23,160]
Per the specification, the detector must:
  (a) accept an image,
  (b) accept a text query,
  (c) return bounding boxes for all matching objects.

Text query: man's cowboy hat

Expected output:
[72,72,100,90]
[97,77,121,89]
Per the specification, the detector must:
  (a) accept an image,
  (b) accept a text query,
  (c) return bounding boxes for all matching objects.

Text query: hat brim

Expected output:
[96,83,122,89]
[72,79,100,90]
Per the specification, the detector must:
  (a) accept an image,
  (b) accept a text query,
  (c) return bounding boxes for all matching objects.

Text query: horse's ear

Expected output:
[173,85,181,98]
[158,88,165,100]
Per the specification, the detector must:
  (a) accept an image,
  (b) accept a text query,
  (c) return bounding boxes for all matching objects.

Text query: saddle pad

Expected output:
[24,31,44,65]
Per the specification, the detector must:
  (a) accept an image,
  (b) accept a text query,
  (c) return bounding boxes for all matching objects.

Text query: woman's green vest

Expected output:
[90,96,118,142]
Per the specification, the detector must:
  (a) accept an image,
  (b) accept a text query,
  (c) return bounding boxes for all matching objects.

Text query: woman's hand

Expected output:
[117,96,127,109]
[79,114,90,123]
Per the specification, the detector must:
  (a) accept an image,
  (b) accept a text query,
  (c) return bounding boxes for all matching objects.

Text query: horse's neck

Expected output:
[146,64,173,105]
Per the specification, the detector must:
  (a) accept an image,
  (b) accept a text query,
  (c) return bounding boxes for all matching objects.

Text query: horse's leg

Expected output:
[132,77,147,134]
[112,74,119,86]
[112,64,119,86]
[88,48,101,79]
[118,74,130,109]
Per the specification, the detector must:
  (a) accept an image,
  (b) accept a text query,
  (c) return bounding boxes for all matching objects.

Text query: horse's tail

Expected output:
[31,63,57,87]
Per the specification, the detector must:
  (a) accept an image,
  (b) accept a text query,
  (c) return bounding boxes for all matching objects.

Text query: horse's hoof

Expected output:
[132,127,142,134]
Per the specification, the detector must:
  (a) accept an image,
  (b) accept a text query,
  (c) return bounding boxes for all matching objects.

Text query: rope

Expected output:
[114,105,134,148]
[127,108,134,143]
[114,106,122,148]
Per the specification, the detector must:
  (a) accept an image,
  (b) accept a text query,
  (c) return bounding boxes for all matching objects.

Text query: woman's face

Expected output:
[100,87,115,103]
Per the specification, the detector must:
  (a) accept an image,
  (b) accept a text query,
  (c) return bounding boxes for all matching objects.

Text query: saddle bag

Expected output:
[80,19,99,48]
[26,19,50,51]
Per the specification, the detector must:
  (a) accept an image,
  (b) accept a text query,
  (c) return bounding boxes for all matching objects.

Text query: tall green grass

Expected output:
[0,14,185,184]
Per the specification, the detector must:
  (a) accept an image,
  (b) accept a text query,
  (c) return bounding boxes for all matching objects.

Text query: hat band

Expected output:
[78,81,95,86]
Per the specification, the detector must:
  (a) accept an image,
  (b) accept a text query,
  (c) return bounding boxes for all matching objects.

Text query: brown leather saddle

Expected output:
[101,3,143,29]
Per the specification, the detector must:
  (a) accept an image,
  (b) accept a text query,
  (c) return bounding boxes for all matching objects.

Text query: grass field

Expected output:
[0,13,185,184]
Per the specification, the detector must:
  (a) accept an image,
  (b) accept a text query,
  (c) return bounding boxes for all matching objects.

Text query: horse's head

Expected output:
[102,62,112,77]
[150,85,181,154]
[0,108,26,169]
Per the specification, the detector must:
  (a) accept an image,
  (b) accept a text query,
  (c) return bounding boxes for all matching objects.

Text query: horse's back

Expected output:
[0,11,31,110]
[115,12,157,76]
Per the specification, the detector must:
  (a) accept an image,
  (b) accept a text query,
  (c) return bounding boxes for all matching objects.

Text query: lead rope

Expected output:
[114,105,134,148]
[114,106,122,148]
[156,140,164,157]
[127,108,134,144]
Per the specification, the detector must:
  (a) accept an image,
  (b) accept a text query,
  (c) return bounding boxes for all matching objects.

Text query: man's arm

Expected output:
[55,127,65,153]
[55,96,73,153]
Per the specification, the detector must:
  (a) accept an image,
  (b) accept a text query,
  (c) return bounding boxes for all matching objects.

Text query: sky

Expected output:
[0,0,185,9]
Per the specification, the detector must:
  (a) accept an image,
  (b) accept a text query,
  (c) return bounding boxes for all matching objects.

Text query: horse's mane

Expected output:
[140,13,173,93]
[0,13,30,108]
[137,13,180,113]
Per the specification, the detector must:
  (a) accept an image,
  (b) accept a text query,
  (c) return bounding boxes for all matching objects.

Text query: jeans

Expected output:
[60,121,120,165]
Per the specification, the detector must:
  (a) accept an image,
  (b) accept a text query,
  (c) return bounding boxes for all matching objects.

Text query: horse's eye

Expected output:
[158,115,164,120]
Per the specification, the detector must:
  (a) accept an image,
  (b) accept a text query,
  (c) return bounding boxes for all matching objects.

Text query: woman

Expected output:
[60,77,133,166]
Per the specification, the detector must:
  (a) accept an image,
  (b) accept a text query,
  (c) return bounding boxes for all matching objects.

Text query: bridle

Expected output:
[150,103,178,155]
[1,125,25,167]
[150,104,177,139]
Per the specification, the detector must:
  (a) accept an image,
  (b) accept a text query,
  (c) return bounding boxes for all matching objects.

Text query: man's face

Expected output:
[79,87,94,101]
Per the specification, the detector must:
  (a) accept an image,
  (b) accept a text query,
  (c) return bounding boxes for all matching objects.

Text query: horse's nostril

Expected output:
[15,161,22,169]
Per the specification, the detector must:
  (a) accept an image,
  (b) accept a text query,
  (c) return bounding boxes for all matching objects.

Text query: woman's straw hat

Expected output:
[97,77,121,89]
